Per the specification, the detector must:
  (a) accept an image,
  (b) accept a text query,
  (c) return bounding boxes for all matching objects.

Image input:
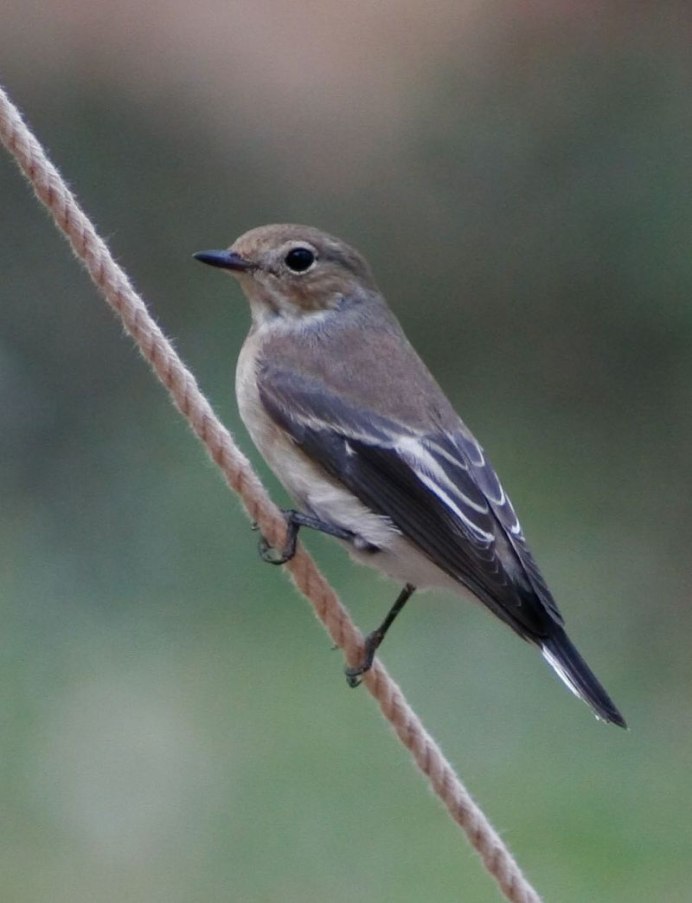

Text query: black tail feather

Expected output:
[541,628,627,728]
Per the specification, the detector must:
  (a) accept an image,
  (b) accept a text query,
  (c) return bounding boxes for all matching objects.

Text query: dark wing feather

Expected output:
[437,430,563,624]
[259,365,562,641]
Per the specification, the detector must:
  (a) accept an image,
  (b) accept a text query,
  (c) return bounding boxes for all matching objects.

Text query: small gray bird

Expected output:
[194,224,626,728]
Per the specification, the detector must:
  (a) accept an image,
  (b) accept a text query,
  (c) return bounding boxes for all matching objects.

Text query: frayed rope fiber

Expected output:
[0,84,541,903]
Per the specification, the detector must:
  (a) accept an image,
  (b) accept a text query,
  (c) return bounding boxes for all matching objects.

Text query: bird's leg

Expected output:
[345,583,416,687]
[255,508,367,565]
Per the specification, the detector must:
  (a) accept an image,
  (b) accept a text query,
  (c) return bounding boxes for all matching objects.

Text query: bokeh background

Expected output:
[2,3,691,901]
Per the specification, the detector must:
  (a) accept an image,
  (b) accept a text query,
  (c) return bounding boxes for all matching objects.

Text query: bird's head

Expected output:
[194,224,378,322]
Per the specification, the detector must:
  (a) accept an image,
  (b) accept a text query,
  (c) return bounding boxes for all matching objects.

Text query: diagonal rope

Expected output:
[0,84,541,903]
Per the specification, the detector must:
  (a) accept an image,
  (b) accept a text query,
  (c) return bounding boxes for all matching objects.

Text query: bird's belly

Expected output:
[236,340,396,550]
[347,532,472,597]
[236,339,471,596]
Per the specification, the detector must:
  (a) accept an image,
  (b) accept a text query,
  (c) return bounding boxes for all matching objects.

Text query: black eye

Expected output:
[284,247,315,273]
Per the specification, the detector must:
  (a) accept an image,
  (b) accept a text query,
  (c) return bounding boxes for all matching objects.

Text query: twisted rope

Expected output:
[0,84,541,903]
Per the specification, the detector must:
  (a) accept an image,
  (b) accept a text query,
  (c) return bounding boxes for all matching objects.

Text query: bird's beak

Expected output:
[193,249,254,272]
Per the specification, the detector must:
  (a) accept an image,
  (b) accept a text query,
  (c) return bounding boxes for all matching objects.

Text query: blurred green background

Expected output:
[1,3,691,901]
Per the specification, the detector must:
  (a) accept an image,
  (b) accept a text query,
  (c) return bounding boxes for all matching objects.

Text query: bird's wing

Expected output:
[258,363,563,640]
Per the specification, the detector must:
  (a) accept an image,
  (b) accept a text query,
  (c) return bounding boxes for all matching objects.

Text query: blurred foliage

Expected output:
[1,4,692,901]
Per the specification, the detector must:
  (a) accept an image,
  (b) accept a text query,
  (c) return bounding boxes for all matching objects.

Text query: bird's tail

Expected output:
[541,628,627,728]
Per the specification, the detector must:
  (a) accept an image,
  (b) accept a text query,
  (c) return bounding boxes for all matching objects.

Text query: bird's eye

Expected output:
[284,247,316,273]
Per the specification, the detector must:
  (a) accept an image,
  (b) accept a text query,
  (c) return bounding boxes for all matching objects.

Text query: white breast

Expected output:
[235,333,397,551]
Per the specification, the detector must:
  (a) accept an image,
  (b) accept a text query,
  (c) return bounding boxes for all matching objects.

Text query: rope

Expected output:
[0,84,542,903]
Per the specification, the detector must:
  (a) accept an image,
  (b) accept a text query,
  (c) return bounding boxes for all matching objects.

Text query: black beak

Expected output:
[193,249,253,272]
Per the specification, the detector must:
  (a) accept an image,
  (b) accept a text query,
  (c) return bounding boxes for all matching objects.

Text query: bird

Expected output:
[194,224,626,728]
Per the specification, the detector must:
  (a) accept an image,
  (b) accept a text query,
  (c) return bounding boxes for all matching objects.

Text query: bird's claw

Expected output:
[344,630,381,687]
[257,534,292,565]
